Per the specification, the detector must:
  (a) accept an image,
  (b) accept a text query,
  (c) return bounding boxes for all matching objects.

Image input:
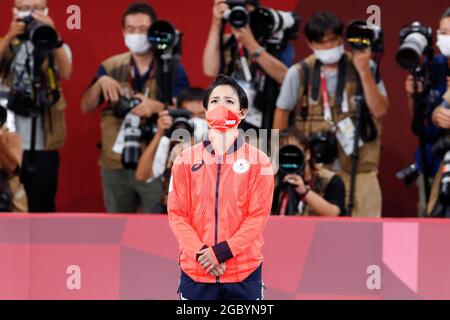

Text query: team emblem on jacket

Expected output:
[233,159,250,174]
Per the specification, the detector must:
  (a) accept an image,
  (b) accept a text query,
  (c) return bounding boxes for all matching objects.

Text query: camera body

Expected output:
[346,20,384,53]
[309,131,338,165]
[113,96,142,119]
[396,163,420,187]
[397,22,433,70]
[18,15,59,52]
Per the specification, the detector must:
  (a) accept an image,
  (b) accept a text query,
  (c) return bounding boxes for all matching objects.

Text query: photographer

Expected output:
[81,2,189,213]
[0,0,72,213]
[0,107,26,212]
[273,12,390,217]
[203,0,295,130]
[403,8,450,216]
[273,128,346,217]
[135,88,208,212]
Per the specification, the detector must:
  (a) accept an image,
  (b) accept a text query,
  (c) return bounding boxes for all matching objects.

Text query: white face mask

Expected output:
[124,34,151,55]
[13,8,49,19]
[313,44,345,65]
[192,117,209,143]
[437,34,450,57]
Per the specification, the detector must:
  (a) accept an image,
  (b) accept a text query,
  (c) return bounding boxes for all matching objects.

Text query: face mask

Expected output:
[437,34,450,57]
[313,44,345,65]
[124,34,151,54]
[192,117,209,143]
[13,8,48,19]
[206,105,240,132]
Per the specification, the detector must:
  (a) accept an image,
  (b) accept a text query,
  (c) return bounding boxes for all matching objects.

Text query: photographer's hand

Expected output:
[5,17,26,41]
[284,174,307,195]
[405,75,424,97]
[156,110,173,135]
[132,94,165,118]
[352,49,372,77]
[353,49,389,119]
[213,0,229,23]
[232,26,259,52]
[97,76,124,103]
[31,11,55,28]
[432,106,450,129]
[231,26,288,84]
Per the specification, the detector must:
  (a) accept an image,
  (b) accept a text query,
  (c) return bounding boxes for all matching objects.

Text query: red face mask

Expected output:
[205,105,240,132]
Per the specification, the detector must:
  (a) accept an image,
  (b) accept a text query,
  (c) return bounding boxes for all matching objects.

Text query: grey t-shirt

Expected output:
[11,41,72,151]
[276,60,388,112]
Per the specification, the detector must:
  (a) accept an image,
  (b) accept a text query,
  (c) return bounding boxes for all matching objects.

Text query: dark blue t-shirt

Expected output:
[414,54,449,175]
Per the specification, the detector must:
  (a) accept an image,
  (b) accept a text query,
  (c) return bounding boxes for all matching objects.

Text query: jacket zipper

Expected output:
[214,156,223,284]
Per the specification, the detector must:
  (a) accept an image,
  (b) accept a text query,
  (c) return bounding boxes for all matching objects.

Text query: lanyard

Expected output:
[320,70,333,123]
[128,57,155,95]
[238,44,252,82]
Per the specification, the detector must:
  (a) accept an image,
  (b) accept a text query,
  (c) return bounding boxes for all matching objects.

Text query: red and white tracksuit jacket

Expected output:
[168,135,274,283]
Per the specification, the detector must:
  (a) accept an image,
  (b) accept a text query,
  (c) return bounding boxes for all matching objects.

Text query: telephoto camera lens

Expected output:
[21,15,59,52]
[278,144,305,177]
[396,22,433,70]
[121,115,143,170]
[224,0,250,29]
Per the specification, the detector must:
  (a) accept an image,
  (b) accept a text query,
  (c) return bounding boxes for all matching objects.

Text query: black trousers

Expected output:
[178,265,264,301]
[21,150,60,213]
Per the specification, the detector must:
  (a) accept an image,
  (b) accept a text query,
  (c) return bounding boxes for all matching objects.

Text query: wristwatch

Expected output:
[250,47,266,60]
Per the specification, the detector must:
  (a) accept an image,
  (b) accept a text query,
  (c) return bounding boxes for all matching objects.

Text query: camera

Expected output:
[167,109,194,139]
[250,7,300,45]
[278,144,305,177]
[396,163,420,187]
[113,96,142,119]
[121,115,143,170]
[438,152,450,205]
[0,106,7,127]
[309,131,338,165]
[148,20,182,56]
[346,20,384,53]
[396,22,433,70]
[18,14,59,52]
[224,0,250,29]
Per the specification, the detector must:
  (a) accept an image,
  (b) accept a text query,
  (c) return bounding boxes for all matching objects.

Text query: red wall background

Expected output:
[0,0,448,216]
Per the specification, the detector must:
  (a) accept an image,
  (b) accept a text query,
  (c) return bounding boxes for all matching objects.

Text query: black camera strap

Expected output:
[299,60,310,121]
[128,56,156,95]
[308,55,347,117]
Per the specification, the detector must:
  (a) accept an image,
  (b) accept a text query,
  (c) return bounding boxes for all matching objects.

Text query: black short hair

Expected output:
[122,2,157,29]
[304,11,344,43]
[177,87,206,109]
[442,7,450,19]
[203,75,249,110]
[246,0,260,8]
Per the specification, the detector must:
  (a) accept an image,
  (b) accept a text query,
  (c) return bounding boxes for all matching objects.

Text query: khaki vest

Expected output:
[301,167,336,216]
[294,53,382,174]
[99,52,158,170]
[1,40,67,150]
